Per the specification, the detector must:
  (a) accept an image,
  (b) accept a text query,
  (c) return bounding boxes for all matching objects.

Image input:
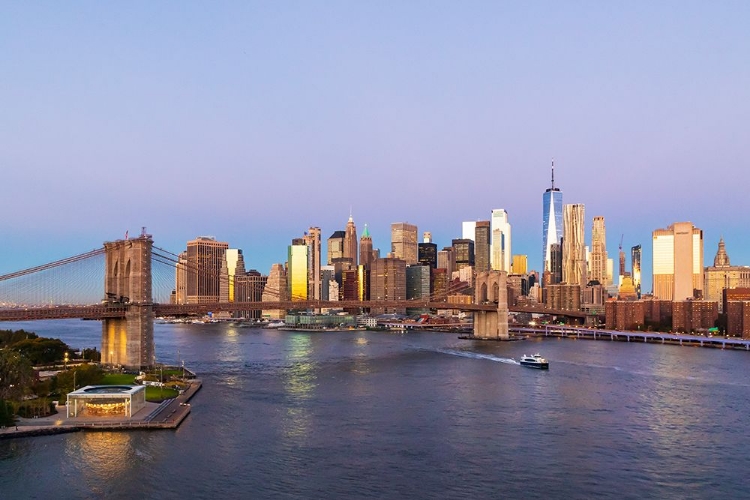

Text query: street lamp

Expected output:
[64,352,69,369]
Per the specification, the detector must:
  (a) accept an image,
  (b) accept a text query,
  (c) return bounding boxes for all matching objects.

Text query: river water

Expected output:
[1,319,748,499]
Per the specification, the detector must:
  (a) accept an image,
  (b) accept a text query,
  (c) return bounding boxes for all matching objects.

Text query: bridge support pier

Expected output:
[473,271,509,340]
[102,236,154,369]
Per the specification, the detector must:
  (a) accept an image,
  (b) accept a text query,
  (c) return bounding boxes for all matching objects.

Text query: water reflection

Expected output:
[66,432,133,488]
[282,334,316,441]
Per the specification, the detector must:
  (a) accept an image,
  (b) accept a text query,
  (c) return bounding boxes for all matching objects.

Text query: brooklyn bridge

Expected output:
[0,233,588,369]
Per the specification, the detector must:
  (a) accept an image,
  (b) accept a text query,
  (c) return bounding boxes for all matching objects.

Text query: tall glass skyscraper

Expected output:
[542,161,563,278]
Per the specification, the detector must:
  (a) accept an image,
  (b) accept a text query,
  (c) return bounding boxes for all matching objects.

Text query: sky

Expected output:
[2,1,749,293]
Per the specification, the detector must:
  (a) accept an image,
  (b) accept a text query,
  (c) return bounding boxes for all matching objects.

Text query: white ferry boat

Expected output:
[519,353,549,369]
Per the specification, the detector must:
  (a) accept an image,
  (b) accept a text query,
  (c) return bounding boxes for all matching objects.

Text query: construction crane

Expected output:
[618,234,626,281]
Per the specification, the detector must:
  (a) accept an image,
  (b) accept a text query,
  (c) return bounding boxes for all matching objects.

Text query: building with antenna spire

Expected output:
[542,159,563,284]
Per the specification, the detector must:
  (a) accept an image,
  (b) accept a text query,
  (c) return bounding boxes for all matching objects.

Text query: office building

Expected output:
[370,257,407,314]
[491,209,511,272]
[704,238,750,309]
[562,204,586,286]
[452,239,475,271]
[437,247,455,277]
[462,221,476,241]
[474,220,491,272]
[262,263,288,319]
[343,215,358,268]
[185,236,229,304]
[327,230,346,265]
[220,248,246,303]
[288,238,309,301]
[542,160,563,279]
[359,224,375,267]
[652,222,704,301]
[391,222,418,265]
[511,255,528,275]
[418,231,438,269]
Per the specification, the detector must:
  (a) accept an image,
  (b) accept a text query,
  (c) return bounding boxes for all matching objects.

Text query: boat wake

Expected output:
[433,348,520,365]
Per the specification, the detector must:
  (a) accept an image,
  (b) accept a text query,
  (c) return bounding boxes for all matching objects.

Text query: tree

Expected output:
[12,338,69,365]
[0,349,35,400]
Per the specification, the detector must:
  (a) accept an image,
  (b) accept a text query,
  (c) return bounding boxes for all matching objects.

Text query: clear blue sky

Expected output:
[2,1,749,293]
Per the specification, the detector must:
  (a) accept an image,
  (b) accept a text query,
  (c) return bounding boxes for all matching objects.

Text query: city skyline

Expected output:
[2,3,749,293]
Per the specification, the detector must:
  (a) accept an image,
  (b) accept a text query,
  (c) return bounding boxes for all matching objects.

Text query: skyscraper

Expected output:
[511,255,528,275]
[288,238,309,301]
[474,220,491,272]
[304,227,321,300]
[370,257,407,314]
[562,204,586,285]
[359,224,374,268]
[262,263,288,319]
[491,209,512,272]
[542,160,563,280]
[221,248,246,303]
[343,215,358,268]
[185,236,229,304]
[631,244,642,298]
[327,230,346,265]
[452,238,475,271]
[418,231,438,269]
[590,216,607,284]
[652,222,704,301]
[391,222,418,264]
[462,221,476,241]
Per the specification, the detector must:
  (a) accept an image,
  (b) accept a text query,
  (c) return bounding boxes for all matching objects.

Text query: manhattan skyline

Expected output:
[2,2,749,293]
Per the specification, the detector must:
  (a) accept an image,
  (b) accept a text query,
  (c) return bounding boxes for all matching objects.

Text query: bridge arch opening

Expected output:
[480,282,488,303]
[492,282,499,303]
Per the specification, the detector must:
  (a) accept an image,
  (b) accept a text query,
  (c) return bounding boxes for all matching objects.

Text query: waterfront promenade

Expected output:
[512,325,750,350]
[0,379,202,440]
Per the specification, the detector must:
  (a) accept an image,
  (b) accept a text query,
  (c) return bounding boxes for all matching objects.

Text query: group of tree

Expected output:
[0,329,104,424]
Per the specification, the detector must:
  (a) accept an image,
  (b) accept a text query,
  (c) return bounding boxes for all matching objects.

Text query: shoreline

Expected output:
[0,379,202,441]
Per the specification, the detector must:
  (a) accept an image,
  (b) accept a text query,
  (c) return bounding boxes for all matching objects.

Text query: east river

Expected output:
[1,319,749,499]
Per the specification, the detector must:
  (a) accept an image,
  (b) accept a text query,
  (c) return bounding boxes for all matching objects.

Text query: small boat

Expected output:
[519,353,549,369]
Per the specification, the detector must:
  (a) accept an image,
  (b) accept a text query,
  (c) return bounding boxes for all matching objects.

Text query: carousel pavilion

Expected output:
[67,385,146,418]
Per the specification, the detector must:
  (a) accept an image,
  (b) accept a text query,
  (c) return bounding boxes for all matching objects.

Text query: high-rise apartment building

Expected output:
[652,222,704,301]
[542,161,563,279]
[359,224,374,267]
[631,245,642,298]
[491,209,512,272]
[391,222,418,265]
[474,221,491,272]
[590,216,607,285]
[562,204,586,285]
[343,215,358,268]
[185,236,229,304]
[288,238,309,301]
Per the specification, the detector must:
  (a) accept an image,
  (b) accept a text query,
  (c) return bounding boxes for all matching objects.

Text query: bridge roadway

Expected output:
[0,300,590,321]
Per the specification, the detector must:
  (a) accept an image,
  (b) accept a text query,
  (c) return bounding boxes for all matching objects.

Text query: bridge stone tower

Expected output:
[473,270,509,339]
[102,235,154,369]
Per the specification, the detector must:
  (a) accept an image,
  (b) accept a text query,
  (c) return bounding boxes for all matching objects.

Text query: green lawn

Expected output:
[99,372,181,401]
[145,386,179,401]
